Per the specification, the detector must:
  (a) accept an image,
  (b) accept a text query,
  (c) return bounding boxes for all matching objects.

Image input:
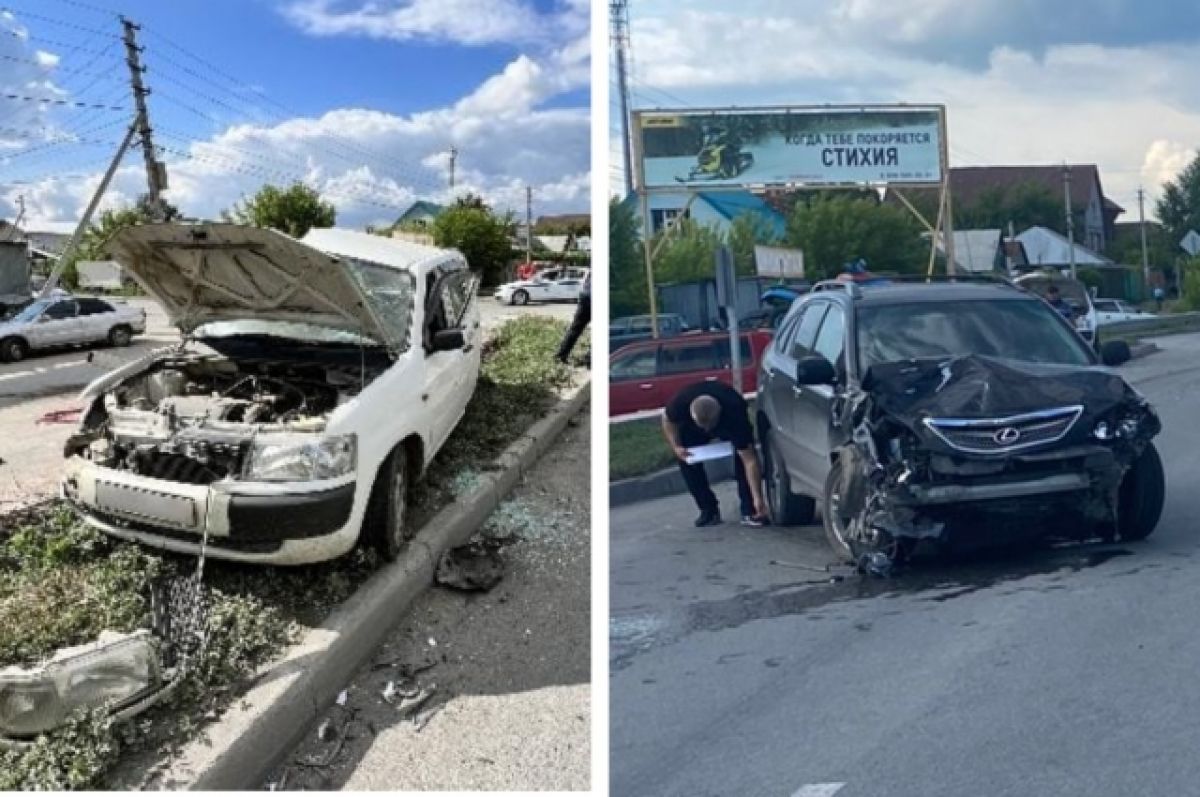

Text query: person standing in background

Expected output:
[556,271,590,365]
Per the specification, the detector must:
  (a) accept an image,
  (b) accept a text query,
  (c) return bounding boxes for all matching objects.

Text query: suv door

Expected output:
[791,302,845,492]
[761,301,828,483]
[609,345,661,415]
[28,300,80,349]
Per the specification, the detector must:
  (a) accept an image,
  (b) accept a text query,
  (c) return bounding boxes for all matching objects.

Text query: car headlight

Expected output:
[0,631,161,739]
[244,433,357,482]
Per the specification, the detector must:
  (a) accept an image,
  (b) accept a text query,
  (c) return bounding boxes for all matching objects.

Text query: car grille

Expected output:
[923,406,1083,455]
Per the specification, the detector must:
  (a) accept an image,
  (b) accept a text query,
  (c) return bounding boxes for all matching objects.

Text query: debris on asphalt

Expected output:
[769,559,832,573]
[385,683,436,718]
[413,701,444,733]
[316,718,335,742]
[436,543,505,592]
[335,689,348,707]
[859,551,895,579]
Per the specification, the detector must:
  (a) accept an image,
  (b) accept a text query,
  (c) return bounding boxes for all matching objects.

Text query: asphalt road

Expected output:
[267,413,591,791]
[0,296,576,508]
[611,334,1200,797]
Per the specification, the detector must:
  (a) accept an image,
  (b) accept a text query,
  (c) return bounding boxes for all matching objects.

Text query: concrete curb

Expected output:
[159,381,590,791]
[610,453,739,508]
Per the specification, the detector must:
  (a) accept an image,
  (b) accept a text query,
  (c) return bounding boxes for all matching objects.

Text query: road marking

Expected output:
[792,784,845,797]
[0,358,88,381]
[0,369,35,381]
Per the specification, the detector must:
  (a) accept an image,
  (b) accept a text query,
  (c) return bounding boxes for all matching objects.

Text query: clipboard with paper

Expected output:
[684,441,734,465]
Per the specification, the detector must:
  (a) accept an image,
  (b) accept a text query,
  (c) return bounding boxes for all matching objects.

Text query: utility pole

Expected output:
[1138,187,1151,295]
[3,195,24,241]
[1063,164,1076,280]
[121,16,166,218]
[525,186,533,267]
[610,0,634,196]
[448,146,457,190]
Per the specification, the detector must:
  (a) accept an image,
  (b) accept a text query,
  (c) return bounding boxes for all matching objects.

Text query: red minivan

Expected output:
[609,330,773,417]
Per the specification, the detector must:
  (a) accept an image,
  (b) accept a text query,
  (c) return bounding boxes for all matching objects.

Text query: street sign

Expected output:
[714,246,736,308]
[1181,229,1200,257]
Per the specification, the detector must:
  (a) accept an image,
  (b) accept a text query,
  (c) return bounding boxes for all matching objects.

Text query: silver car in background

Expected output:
[0,296,146,362]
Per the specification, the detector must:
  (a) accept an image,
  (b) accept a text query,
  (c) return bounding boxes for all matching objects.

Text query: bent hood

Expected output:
[862,355,1145,430]
[103,222,397,347]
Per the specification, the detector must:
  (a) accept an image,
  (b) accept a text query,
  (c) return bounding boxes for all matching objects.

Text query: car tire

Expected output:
[764,435,815,526]
[512,289,530,306]
[821,458,855,562]
[1117,442,1165,541]
[108,325,132,347]
[0,337,27,363]
[363,448,413,561]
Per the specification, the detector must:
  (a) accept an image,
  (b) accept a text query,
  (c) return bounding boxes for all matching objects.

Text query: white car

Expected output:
[61,223,481,566]
[0,295,146,362]
[494,266,589,305]
[1093,298,1156,326]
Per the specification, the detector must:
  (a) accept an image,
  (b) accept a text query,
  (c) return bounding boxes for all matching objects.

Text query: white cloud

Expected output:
[284,0,586,47]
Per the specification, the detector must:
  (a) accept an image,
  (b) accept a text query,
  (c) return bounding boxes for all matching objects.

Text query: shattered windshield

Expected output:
[857,299,1094,371]
[345,258,416,353]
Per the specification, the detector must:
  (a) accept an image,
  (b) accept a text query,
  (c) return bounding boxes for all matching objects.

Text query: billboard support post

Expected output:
[639,190,661,339]
[714,246,742,394]
[937,106,956,275]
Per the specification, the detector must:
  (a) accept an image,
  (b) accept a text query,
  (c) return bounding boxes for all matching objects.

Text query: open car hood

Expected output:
[103,222,394,347]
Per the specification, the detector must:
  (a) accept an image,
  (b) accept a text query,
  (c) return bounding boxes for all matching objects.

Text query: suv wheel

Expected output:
[822,458,855,562]
[0,337,27,363]
[108,325,132,347]
[764,435,815,526]
[1117,442,1165,541]
[364,449,413,561]
[512,289,530,306]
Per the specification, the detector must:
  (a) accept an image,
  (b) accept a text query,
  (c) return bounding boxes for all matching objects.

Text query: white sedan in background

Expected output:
[0,296,146,362]
[494,267,589,305]
[1094,298,1156,325]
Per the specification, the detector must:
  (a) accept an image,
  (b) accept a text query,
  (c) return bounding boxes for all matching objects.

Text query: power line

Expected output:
[0,6,120,37]
[1,92,125,111]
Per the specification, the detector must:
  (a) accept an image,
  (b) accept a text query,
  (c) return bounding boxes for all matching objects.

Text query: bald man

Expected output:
[662,380,769,527]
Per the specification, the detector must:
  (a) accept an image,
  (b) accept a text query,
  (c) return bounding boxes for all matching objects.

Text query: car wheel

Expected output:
[822,458,855,562]
[1117,442,1165,541]
[0,337,27,363]
[512,289,530,306]
[364,449,413,561]
[764,435,815,526]
[108,325,132,347]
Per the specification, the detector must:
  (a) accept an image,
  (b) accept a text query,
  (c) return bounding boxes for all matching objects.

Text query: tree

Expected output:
[727,213,780,276]
[785,195,926,280]
[58,198,171,289]
[226,183,335,238]
[653,219,725,287]
[432,202,515,286]
[1157,155,1200,244]
[610,198,647,317]
[956,182,1065,235]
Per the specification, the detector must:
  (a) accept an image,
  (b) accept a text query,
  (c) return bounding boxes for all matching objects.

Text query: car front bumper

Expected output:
[62,457,360,565]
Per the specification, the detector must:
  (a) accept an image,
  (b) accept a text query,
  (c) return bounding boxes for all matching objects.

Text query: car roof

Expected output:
[811,281,1038,307]
[612,329,766,354]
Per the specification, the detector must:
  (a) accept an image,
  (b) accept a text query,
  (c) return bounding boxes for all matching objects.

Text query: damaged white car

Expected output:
[61,223,481,565]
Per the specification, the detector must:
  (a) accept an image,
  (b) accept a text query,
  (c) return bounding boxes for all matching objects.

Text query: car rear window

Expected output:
[857,299,1093,370]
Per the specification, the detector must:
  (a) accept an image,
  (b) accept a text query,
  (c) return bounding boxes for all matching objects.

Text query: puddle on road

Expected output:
[612,541,1163,671]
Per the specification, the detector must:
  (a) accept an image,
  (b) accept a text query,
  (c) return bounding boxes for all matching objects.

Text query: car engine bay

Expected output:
[65,353,384,485]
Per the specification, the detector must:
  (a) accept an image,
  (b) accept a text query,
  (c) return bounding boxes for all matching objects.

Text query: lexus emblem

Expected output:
[993,427,1021,445]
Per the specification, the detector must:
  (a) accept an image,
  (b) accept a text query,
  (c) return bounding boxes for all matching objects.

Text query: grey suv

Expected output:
[756,278,1164,569]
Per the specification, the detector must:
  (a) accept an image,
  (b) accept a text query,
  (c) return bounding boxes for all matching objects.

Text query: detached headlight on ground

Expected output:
[244,433,357,482]
[0,631,161,739]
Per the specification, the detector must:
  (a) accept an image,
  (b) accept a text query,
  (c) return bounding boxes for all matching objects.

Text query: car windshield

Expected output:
[193,320,380,346]
[9,300,49,323]
[857,299,1094,370]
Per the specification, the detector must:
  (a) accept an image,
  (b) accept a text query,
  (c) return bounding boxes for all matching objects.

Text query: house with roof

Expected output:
[885,165,1124,254]
[624,190,788,240]
[391,200,445,231]
[1016,225,1112,269]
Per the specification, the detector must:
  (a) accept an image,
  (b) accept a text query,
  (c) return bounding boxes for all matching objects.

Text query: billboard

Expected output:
[754,244,804,279]
[635,106,943,191]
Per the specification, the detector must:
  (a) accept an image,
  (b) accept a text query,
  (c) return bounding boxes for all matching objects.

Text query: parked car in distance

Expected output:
[757,279,1163,569]
[1093,298,1155,325]
[609,313,690,353]
[610,329,771,417]
[494,266,589,305]
[62,223,482,566]
[0,295,146,362]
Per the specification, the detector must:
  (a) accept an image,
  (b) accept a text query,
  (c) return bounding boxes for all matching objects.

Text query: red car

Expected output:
[609,330,772,417]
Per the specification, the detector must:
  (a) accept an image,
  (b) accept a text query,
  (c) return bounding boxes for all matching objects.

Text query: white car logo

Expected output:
[993,427,1021,445]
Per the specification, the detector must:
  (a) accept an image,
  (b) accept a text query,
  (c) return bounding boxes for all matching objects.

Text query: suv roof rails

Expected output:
[880,273,1014,286]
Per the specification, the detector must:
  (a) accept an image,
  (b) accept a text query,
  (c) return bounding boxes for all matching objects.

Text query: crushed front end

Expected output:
[832,355,1161,570]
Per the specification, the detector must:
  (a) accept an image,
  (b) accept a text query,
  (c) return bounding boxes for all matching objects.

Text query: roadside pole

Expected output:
[937,106,956,275]
[715,246,742,393]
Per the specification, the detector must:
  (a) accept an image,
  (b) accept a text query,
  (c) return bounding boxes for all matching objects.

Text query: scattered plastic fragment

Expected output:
[335,689,348,706]
[436,543,505,591]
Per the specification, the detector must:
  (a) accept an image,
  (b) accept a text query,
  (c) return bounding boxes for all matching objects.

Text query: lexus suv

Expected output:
[756,278,1164,569]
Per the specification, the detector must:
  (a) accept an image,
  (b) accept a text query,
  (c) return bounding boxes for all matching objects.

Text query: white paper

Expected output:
[685,441,734,464]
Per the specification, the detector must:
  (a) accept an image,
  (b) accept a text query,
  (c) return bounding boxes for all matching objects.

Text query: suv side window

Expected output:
[774,311,803,354]
[439,271,477,329]
[790,303,827,359]
[659,340,718,375]
[611,347,658,380]
[45,301,78,320]
[812,304,845,366]
[77,298,114,316]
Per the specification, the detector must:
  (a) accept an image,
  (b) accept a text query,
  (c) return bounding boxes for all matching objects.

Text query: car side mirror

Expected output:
[1100,339,1131,367]
[795,355,836,385]
[431,328,465,352]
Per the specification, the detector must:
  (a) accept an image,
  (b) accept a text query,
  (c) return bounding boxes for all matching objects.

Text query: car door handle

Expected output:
[639,383,653,390]
[704,376,718,381]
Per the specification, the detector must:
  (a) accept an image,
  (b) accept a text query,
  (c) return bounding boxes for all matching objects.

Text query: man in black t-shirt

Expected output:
[662,381,769,527]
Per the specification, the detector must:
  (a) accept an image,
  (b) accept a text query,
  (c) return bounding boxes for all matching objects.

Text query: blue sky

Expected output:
[0,0,590,228]
[614,0,1200,222]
